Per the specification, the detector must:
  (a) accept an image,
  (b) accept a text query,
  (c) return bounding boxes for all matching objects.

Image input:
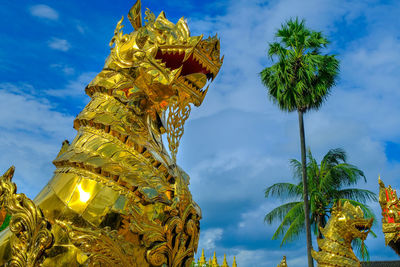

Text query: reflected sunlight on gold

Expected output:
[77,184,91,203]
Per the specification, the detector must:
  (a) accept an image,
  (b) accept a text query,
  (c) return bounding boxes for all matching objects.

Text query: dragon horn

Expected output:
[1,166,15,181]
[128,0,142,30]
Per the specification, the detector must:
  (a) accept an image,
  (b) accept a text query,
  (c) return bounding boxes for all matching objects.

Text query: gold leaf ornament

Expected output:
[0,166,54,267]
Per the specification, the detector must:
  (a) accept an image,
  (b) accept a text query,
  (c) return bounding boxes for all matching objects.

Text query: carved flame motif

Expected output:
[0,0,222,266]
[311,201,373,267]
[167,99,191,162]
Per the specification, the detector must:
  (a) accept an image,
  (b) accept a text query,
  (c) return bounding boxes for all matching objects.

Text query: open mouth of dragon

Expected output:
[354,221,372,233]
[155,47,219,97]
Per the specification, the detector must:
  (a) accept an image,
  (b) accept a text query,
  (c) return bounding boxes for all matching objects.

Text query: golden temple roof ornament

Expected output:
[379,177,400,255]
[212,251,219,266]
[277,255,288,267]
[232,256,237,267]
[311,201,373,267]
[221,254,229,267]
[0,0,222,266]
[193,250,237,267]
[199,248,207,265]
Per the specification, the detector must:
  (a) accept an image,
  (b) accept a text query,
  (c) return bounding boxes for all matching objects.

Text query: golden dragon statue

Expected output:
[311,201,373,267]
[0,0,222,266]
[378,177,400,255]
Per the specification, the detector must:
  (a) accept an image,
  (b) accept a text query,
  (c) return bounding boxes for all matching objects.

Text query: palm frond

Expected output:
[322,148,346,166]
[271,202,304,241]
[352,238,370,261]
[336,189,378,203]
[280,210,305,246]
[265,183,302,200]
[264,201,302,224]
[289,159,302,182]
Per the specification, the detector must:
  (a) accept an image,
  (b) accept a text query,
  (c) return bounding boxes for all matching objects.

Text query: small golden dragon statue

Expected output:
[311,201,373,267]
[0,1,222,266]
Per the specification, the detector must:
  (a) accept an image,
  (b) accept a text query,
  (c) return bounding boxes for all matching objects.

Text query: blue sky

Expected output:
[1,0,400,266]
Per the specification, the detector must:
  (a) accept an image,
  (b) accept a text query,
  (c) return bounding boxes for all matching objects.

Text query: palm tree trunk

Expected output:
[298,109,314,267]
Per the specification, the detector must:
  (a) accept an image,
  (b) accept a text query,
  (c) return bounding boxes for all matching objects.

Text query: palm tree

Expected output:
[264,148,377,260]
[260,17,339,266]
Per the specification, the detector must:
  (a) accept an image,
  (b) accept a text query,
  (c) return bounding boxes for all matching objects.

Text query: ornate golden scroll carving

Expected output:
[0,167,53,267]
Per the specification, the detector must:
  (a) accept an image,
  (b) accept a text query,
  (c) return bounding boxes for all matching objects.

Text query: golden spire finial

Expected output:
[212,251,219,266]
[221,254,229,267]
[277,255,287,267]
[379,174,386,188]
[199,249,206,265]
[232,256,237,267]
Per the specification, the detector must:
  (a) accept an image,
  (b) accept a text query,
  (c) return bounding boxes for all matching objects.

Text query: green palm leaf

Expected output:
[265,183,302,200]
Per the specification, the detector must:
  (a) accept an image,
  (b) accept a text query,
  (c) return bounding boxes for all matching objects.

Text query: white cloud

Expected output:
[50,64,75,75]
[198,228,224,251]
[48,38,71,52]
[29,5,59,20]
[0,83,75,197]
[76,24,86,34]
[45,72,96,98]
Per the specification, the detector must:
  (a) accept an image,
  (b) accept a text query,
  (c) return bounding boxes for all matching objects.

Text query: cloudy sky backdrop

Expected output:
[1,0,400,266]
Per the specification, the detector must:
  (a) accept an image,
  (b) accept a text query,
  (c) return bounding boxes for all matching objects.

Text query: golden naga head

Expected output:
[329,201,373,242]
[86,0,223,160]
[104,0,222,108]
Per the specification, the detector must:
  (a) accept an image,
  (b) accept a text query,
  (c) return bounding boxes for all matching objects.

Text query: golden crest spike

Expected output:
[158,10,166,19]
[128,0,142,30]
[1,166,15,181]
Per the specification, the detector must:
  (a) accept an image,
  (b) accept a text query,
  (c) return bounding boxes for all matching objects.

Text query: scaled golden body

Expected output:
[311,201,373,267]
[0,1,222,266]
